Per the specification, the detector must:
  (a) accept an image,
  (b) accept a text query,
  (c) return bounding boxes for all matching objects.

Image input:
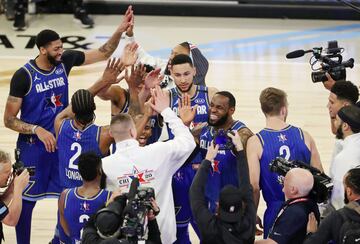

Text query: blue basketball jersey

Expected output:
[147,115,162,145]
[257,125,311,204]
[167,85,210,139]
[199,121,246,211]
[20,62,69,134]
[57,120,103,188]
[63,188,111,243]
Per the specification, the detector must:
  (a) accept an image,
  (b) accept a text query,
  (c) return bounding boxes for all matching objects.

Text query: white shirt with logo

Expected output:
[102,107,196,244]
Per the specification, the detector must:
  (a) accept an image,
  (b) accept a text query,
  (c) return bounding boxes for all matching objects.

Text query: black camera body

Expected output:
[286,40,354,83]
[269,157,333,203]
[213,129,234,150]
[14,149,35,176]
[121,186,155,241]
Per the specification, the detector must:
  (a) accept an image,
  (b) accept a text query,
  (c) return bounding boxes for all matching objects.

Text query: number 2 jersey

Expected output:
[63,188,111,243]
[257,125,311,203]
[57,119,104,188]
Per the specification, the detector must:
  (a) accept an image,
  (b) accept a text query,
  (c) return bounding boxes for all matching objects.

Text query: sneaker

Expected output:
[13,9,26,31]
[74,8,94,28]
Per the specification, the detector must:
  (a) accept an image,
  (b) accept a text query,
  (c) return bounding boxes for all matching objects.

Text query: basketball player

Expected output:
[246,87,323,238]
[165,54,218,243]
[3,9,133,243]
[59,152,111,243]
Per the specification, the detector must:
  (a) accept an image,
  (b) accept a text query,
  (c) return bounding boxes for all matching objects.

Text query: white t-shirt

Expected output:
[330,133,360,209]
[102,107,196,244]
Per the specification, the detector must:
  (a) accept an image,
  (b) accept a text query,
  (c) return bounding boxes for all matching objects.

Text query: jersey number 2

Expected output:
[69,142,82,170]
[279,145,290,160]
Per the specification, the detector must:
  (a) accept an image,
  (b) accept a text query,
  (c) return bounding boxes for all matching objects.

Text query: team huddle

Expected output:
[3,5,360,244]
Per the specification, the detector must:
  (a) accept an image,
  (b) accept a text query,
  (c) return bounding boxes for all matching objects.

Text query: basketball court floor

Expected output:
[1,11,360,243]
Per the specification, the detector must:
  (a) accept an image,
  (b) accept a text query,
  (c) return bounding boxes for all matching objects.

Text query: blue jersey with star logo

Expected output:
[63,188,111,244]
[57,119,103,188]
[20,62,69,134]
[199,120,246,212]
[257,125,311,203]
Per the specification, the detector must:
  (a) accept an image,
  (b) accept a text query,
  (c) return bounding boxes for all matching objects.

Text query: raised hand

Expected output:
[117,5,134,33]
[13,169,30,193]
[102,58,125,85]
[306,212,318,234]
[125,63,146,88]
[149,85,169,114]
[227,130,243,151]
[144,97,156,117]
[35,126,56,153]
[144,68,162,90]
[178,93,197,127]
[126,13,135,37]
[205,141,219,161]
[121,42,138,67]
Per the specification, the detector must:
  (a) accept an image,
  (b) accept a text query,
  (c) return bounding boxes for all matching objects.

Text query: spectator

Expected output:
[330,105,360,210]
[190,131,256,244]
[255,168,320,244]
[0,150,29,243]
[304,167,360,244]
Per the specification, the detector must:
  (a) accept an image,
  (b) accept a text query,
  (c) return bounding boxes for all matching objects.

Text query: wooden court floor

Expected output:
[1,13,360,243]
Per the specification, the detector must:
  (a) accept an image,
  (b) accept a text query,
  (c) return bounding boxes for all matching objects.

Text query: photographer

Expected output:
[304,167,360,244]
[255,168,320,244]
[189,131,256,244]
[81,192,161,244]
[0,150,29,243]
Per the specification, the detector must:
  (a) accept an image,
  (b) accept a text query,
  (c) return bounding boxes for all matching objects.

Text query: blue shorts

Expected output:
[17,134,61,201]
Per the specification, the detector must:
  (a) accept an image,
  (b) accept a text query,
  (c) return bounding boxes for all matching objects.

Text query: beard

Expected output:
[336,125,344,140]
[208,113,228,127]
[47,53,61,66]
[177,82,193,93]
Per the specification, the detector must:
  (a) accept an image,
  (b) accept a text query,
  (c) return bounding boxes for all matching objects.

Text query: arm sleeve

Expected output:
[0,201,9,222]
[146,219,162,244]
[189,159,214,229]
[61,50,85,75]
[125,35,168,71]
[9,68,31,98]
[160,107,196,175]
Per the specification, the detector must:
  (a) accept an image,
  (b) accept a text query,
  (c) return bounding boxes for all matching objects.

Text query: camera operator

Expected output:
[189,131,256,244]
[329,105,360,210]
[0,150,29,243]
[81,192,161,244]
[326,81,358,135]
[304,167,360,244]
[255,168,320,244]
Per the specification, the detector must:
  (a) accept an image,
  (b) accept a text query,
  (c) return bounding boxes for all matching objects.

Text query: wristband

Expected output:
[32,125,38,134]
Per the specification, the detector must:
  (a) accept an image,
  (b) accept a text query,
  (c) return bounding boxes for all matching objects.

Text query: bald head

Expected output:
[284,168,314,198]
[110,114,137,142]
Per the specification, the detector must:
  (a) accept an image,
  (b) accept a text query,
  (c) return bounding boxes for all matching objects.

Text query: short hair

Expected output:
[344,167,360,195]
[71,89,96,125]
[338,105,360,134]
[35,29,60,49]
[178,42,190,51]
[110,113,133,127]
[0,150,10,164]
[216,91,236,108]
[78,152,102,182]
[331,81,359,104]
[259,87,288,116]
[171,54,193,67]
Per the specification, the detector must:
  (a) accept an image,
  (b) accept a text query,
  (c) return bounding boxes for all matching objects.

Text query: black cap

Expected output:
[338,105,360,130]
[218,185,243,223]
[95,201,123,237]
[35,29,60,49]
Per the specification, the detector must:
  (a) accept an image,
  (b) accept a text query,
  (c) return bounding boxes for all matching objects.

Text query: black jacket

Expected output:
[189,150,256,244]
[304,200,360,244]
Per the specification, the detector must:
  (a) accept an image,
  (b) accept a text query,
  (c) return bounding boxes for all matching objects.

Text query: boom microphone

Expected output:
[286,49,312,59]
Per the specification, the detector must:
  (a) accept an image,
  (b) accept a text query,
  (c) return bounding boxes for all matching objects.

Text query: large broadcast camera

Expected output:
[95,178,156,244]
[269,157,333,203]
[286,40,354,83]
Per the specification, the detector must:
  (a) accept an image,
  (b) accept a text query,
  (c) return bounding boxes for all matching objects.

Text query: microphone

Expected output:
[286,49,313,59]
[127,178,139,201]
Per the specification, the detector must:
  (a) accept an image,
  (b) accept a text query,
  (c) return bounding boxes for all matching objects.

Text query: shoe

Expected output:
[13,9,26,31]
[74,8,94,28]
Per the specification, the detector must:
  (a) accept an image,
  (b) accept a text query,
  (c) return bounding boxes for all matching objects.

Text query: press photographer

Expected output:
[81,178,161,244]
[255,157,329,244]
[0,150,29,243]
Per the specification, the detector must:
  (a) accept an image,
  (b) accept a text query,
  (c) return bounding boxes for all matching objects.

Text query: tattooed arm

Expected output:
[82,6,134,65]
